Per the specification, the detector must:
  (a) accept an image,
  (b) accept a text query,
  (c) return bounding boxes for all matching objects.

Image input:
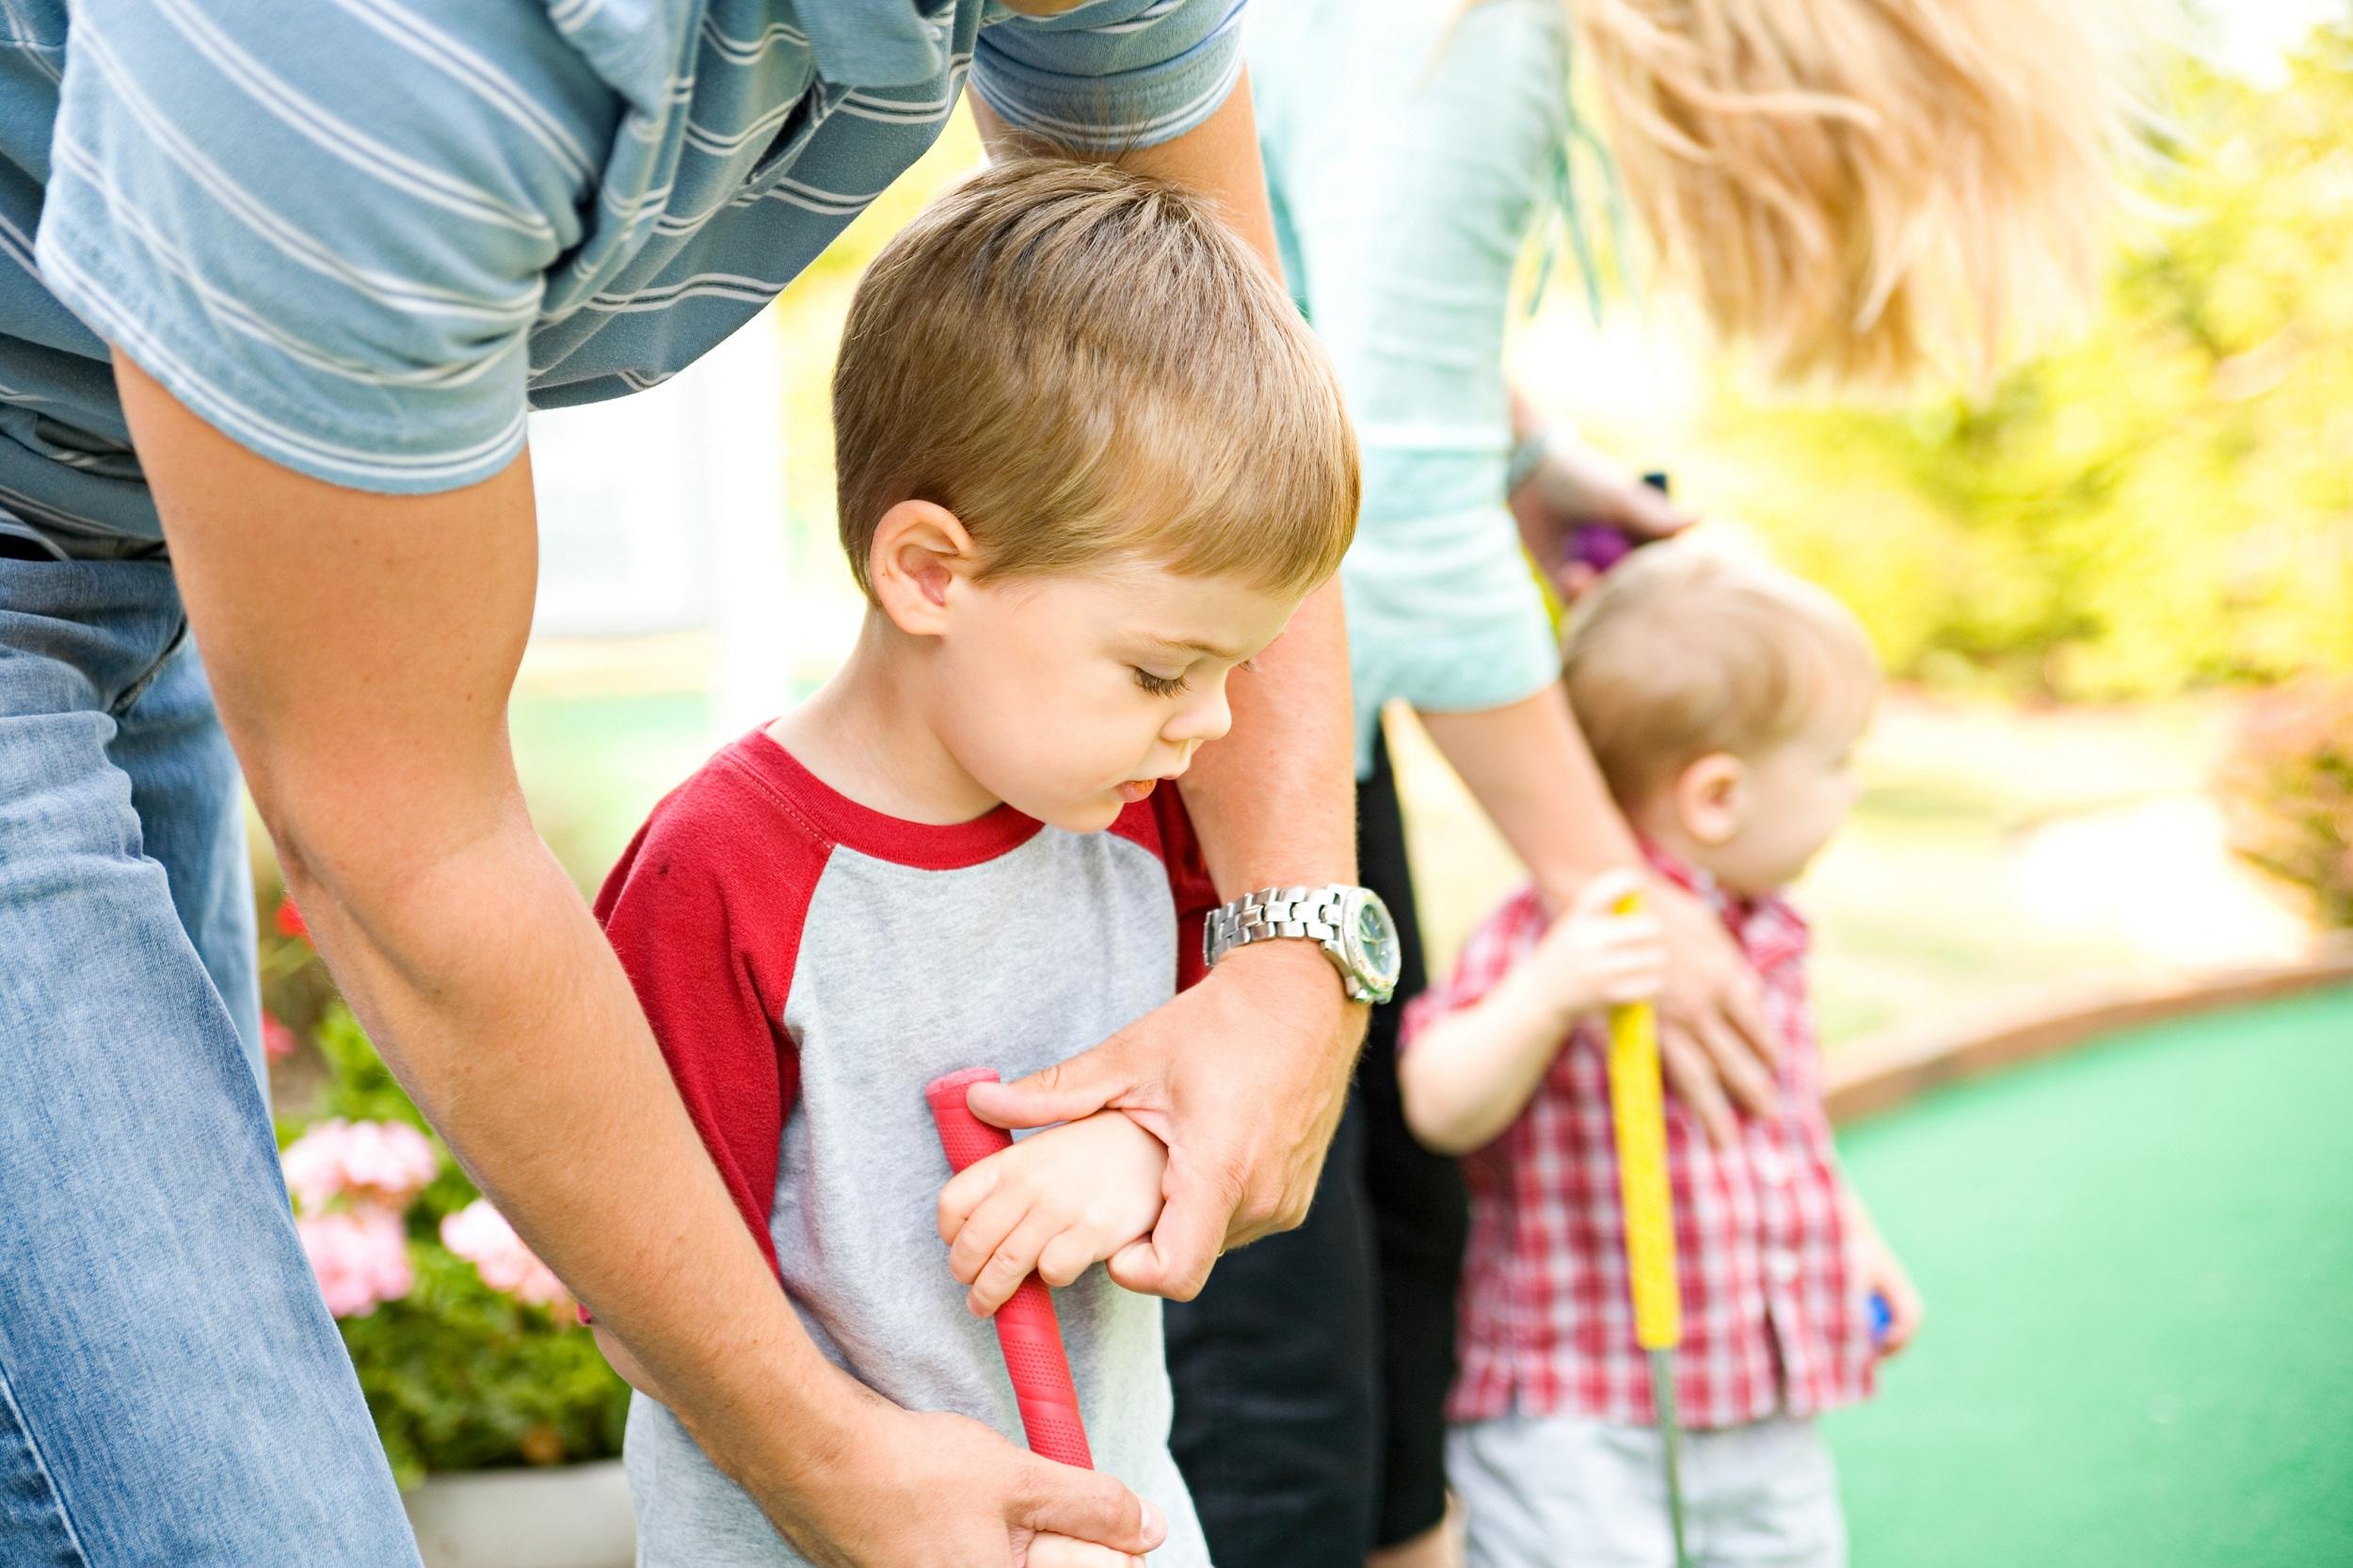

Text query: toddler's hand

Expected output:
[1853,1226,1925,1359]
[1538,869,1668,1017]
[937,1112,1167,1318]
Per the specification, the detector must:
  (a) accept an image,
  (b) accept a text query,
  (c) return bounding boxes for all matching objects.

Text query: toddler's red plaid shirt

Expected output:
[1401,855,1876,1430]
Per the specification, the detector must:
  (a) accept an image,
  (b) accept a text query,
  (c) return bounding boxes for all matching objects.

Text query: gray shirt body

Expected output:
[602,732,1209,1566]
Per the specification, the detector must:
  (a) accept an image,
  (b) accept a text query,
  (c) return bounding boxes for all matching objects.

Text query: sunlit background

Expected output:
[255,7,2351,1565]
[472,6,2353,1041]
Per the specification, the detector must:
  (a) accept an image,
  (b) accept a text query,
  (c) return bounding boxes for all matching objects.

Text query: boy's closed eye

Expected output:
[1131,654,1257,698]
[936,1112,1169,1318]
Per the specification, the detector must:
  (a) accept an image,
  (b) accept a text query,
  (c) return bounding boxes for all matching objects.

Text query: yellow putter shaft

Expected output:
[1606,889,1690,1568]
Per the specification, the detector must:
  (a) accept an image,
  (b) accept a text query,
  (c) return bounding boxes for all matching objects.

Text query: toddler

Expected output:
[592,158,1357,1567]
[1399,540,1921,1568]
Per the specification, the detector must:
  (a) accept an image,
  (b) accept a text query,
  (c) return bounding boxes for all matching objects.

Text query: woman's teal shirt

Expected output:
[1250,0,1571,776]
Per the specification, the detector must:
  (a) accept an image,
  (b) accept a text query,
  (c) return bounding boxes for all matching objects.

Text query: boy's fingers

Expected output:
[1881,1277,1924,1356]
[968,1039,1140,1132]
[1035,1230,1104,1289]
[1013,1463,1165,1557]
[938,1157,1005,1244]
[948,1193,1023,1287]
[968,1214,1059,1318]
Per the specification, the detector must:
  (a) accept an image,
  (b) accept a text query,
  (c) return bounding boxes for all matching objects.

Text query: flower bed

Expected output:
[269,900,629,1488]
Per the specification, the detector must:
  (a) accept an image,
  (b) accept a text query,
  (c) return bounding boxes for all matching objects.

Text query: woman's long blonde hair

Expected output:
[1559,0,2150,386]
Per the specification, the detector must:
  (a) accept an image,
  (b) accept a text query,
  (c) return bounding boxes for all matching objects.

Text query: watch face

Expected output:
[1346,890,1403,990]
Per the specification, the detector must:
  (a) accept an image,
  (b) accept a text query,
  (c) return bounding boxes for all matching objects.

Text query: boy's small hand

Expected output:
[1538,869,1669,1016]
[938,1112,1169,1318]
[1853,1228,1924,1359]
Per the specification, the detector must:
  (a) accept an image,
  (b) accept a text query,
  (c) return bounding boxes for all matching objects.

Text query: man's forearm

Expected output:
[113,353,865,1528]
[1180,576,1357,895]
[284,815,856,1485]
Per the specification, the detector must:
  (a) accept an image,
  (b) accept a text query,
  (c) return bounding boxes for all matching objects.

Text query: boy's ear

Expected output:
[1673,751,1748,847]
[869,500,979,638]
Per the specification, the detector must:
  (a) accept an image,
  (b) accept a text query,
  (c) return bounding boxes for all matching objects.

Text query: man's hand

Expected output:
[1649,876,1781,1146]
[967,939,1361,1301]
[758,1391,1166,1568]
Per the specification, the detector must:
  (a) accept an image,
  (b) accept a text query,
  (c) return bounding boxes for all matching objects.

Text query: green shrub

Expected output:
[2219,679,2353,928]
[280,1001,630,1487]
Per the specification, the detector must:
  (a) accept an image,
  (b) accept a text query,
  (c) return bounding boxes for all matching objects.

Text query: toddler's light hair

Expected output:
[1562,540,1880,807]
[832,158,1358,600]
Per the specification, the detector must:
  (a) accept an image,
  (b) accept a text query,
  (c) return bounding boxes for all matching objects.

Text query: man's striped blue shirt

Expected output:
[0,0,1245,552]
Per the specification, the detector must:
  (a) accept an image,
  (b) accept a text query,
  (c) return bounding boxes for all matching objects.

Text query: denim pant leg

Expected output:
[106,632,264,1087]
[0,558,420,1567]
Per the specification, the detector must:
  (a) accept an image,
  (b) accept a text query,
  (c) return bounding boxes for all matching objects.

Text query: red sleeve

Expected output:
[1112,786,1220,992]
[593,760,827,1280]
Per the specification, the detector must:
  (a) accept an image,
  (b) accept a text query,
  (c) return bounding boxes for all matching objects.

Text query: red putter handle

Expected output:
[924,1068,1094,1469]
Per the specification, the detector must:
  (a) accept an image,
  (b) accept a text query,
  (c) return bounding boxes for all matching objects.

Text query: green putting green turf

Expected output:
[1825,984,2353,1567]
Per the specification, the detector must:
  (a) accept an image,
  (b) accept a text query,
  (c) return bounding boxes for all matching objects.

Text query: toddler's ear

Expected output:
[1673,751,1747,847]
[870,499,978,636]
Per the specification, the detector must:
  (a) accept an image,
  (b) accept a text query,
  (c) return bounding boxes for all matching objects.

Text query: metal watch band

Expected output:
[1203,884,1351,970]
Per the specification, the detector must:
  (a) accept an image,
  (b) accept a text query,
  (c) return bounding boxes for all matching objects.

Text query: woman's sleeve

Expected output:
[1254,0,1572,760]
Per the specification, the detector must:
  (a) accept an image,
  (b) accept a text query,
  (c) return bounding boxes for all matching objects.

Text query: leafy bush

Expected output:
[2219,679,2353,928]
[1694,34,2353,699]
[278,988,630,1487]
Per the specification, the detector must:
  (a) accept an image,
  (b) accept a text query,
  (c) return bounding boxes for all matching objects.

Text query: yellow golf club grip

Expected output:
[1607,890,1682,1352]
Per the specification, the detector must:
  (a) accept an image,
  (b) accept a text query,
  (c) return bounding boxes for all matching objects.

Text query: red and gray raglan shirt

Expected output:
[595,728,1218,1568]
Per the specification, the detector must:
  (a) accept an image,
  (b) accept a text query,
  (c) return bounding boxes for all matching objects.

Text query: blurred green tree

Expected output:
[1705,28,2353,699]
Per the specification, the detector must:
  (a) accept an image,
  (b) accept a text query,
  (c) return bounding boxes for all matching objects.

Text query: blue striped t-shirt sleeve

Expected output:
[970,0,1246,153]
[34,0,608,495]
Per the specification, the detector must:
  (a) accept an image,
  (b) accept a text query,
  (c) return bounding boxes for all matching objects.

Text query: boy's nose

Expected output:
[1165,682,1234,746]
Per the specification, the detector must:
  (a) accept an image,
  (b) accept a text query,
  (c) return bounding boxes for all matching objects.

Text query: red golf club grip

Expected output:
[925,1067,1094,1469]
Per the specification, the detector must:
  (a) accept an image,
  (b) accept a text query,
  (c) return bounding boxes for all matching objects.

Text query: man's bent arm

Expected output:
[116,355,1161,1566]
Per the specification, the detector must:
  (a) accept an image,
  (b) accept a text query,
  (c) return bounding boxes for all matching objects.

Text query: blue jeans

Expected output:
[0,554,420,1564]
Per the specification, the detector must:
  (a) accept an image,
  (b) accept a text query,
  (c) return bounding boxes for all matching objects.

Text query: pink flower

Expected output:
[281,1119,439,1214]
[297,1208,414,1319]
[442,1199,571,1310]
[275,896,309,941]
[262,1012,298,1064]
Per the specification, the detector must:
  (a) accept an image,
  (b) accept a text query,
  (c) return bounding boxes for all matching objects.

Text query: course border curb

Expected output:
[1823,935,2353,1124]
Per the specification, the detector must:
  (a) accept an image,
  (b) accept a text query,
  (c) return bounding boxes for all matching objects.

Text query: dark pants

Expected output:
[1167,729,1470,1563]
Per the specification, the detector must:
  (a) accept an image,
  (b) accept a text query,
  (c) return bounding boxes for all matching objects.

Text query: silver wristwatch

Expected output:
[1202,884,1403,1005]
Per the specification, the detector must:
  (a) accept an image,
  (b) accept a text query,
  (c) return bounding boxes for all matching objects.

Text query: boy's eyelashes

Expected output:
[1130,656,1257,698]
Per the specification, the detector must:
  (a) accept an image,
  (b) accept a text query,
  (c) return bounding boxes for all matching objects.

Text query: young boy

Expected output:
[590,159,1357,1567]
[1397,541,1922,1568]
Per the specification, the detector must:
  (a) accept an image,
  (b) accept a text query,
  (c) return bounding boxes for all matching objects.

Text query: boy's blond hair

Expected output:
[1563,540,1880,806]
[832,158,1358,600]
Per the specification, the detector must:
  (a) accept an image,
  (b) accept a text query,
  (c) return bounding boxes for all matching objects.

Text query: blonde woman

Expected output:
[1164,2,2136,1565]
